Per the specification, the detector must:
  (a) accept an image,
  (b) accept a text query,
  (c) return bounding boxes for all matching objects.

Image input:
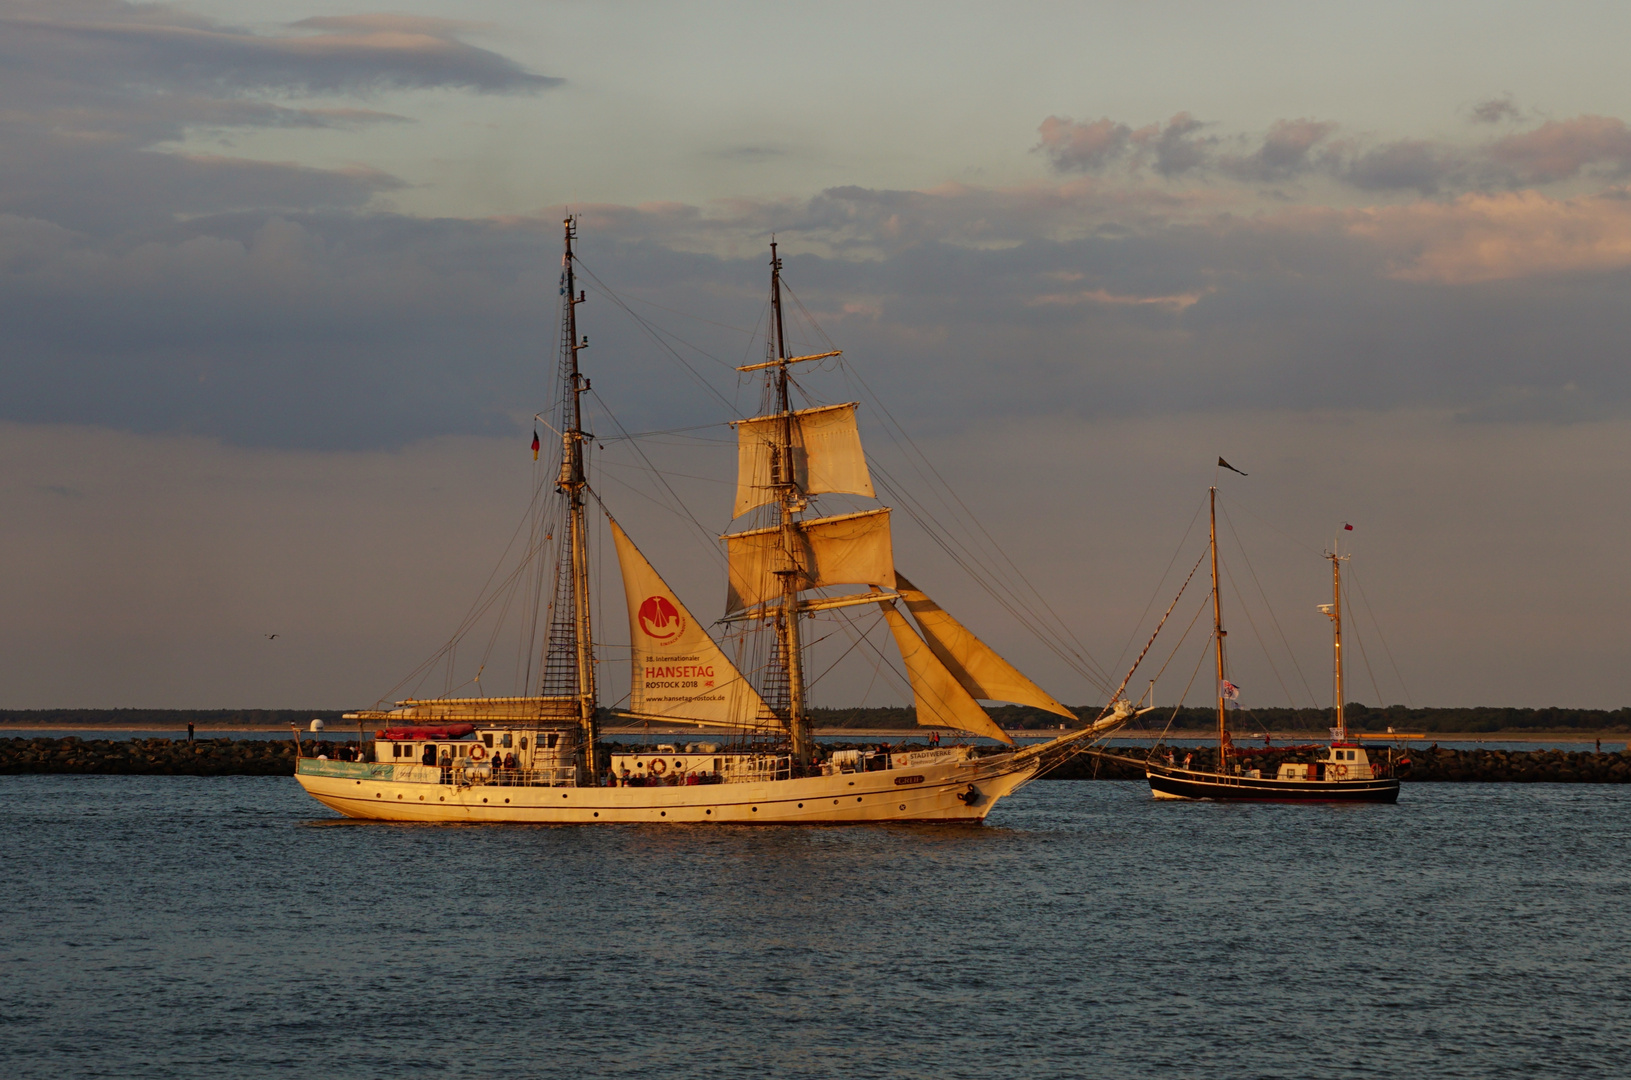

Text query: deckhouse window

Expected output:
[483,733,494,748]
[502,733,513,748]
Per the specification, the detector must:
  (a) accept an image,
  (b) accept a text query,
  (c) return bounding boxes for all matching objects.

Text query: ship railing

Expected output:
[296,759,579,786]
[720,756,793,784]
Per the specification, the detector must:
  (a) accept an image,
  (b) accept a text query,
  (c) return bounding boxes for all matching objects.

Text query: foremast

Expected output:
[1209,486,1230,774]
[767,242,812,765]
[558,217,599,780]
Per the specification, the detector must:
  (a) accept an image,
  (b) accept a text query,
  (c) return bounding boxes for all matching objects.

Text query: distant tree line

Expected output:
[0,709,348,728]
[811,702,1631,733]
[3,703,1628,733]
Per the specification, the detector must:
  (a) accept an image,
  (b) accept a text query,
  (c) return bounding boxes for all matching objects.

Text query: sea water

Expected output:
[1,776,1626,1078]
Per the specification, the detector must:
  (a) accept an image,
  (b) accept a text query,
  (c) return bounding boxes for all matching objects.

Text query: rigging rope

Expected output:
[1219,503,1319,706]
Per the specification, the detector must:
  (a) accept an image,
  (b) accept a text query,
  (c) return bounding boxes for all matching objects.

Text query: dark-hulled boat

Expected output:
[1144,486,1400,804]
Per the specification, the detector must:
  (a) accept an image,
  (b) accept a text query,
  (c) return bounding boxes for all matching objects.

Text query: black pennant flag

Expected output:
[1218,457,1247,476]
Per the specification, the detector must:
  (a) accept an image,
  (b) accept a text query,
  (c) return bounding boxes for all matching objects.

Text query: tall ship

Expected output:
[1139,488,1401,803]
[294,219,1139,823]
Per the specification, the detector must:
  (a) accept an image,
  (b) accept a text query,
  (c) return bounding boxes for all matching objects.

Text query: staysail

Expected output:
[894,572,1075,719]
[733,402,873,518]
[880,601,1013,744]
[609,517,771,728]
[724,508,895,613]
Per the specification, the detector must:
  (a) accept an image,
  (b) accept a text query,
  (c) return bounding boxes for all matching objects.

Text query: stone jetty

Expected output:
[0,736,303,776]
[2,736,1629,782]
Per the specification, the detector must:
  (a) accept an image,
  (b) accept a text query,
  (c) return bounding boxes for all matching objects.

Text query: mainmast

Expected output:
[1323,541,1350,745]
[1210,487,1228,772]
[558,217,599,781]
[768,242,813,765]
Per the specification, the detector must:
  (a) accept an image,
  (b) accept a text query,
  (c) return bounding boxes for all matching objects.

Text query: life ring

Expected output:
[648,759,667,776]
[470,745,487,761]
[1335,763,1347,778]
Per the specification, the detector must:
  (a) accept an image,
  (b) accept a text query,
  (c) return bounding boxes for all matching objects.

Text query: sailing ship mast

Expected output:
[557,217,599,781]
[1323,540,1350,745]
[767,242,812,765]
[1209,486,1229,773]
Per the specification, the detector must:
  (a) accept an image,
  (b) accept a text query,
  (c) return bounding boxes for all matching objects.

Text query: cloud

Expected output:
[1342,187,1631,283]
[0,1,555,230]
[1471,96,1522,124]
[1131,112,1214,177]
[1,3,559,96]
[1336,138,1461,193]
[1037,113,1215,177]
[1486,115,1631,183]
[1036,116,1134,172]
[1218,118,1336,182]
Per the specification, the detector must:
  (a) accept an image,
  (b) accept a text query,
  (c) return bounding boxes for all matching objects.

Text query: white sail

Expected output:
[881,601,1013,744]
[894,573,1075,719]
[724,508,895,613]
[609,517,771,728]
[733,402,874,518]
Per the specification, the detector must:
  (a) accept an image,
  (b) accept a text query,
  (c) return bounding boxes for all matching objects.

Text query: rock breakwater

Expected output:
[0,736,304,776]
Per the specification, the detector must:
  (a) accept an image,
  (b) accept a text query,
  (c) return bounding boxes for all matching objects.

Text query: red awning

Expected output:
[373,724,477,740]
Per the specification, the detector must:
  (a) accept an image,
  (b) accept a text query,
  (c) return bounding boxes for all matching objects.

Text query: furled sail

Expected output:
[880,601,1013,744]
[724,508,895,614]
[733,402,874,517]
[894,572,1075,719]
[609,517,771,728]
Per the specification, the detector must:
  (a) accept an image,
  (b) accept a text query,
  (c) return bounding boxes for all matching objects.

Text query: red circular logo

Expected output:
[638,595,684,643]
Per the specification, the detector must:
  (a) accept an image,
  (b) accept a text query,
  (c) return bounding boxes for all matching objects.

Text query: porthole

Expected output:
[705,809,712,815]
[899,804,906,810]
[562,793,568,798]
[593,811,599,817]
[797,803,803,808]
[418,796,424,801]
[660,811,666,817]
[857,797,862,802]
[504,799,510,804]
[439,797,444,802]
[482,798,488,804]
[751,807,758,812]
[398,795,403,800]
[376,793,381,798]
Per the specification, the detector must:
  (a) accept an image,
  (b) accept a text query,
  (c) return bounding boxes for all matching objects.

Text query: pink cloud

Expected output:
[1488,116,1631,183]
[1035,116,1133,172]
[1339,188,1631,283]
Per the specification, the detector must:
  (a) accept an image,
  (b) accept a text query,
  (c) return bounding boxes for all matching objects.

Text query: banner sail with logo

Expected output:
[894,572,1075,719]
[733,403,874,518]
[880,601,1013,745]
[608,517,771,728]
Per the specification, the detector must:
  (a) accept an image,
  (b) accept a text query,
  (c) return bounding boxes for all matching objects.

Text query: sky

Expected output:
[2,1,1630,711]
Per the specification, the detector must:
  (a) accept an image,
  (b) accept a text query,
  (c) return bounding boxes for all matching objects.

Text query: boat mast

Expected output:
[559,217,600,781]
[768,241,813,765]
[1326,542,1348,745]
[1210,487,1228,772]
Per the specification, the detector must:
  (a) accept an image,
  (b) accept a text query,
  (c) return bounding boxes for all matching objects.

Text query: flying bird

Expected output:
[265,634,279,640]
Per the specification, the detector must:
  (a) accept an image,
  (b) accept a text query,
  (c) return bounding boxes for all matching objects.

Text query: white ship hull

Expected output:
[294,752,1041,825]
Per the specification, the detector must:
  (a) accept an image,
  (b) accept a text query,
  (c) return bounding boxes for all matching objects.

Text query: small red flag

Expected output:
[1344,523,1353,531]
[531,431,540,460]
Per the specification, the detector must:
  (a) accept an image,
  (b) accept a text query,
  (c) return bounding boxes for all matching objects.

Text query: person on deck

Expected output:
[438,748,452,785]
